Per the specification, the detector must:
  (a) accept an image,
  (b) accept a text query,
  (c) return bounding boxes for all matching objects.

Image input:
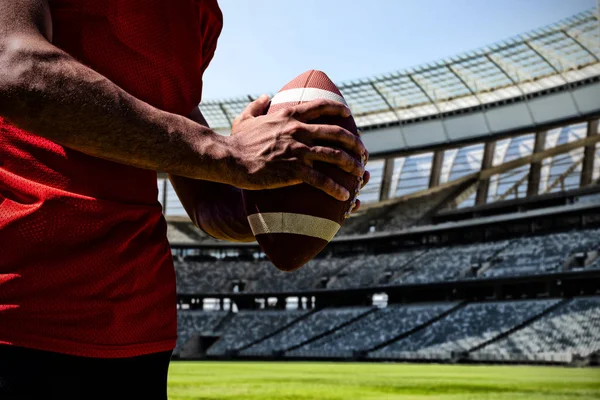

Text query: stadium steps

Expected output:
[387,250,430,283]
[284,307,378,353]
[235,308,319,353]
[323,257,363,288]
[471,239,517,277]
[294,307,383,351]
[476,238,521,277]
[366,301,468,353]
[213,311,235,334]
[467,297,571,354]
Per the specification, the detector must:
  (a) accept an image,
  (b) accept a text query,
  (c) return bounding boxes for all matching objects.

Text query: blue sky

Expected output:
[201,0,595,100]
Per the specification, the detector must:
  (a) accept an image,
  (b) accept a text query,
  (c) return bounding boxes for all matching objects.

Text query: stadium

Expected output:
[163,8,600,399]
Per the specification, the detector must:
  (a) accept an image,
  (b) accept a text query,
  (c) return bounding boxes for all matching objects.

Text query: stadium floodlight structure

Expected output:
[159,10,600,216]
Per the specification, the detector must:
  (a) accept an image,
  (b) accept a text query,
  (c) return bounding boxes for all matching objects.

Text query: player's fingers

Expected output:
[361,170,370,189]
[354,128,369,164]
[235,94,270,123]
[295,164,350,201]
[300,123,366,160]
[352,199,361,213]
[292,99,351,122]
[304,146,364,177]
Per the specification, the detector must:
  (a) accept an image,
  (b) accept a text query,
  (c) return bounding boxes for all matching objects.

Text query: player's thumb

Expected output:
[240,94,270,119]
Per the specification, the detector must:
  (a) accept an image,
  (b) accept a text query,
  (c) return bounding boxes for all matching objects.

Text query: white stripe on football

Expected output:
[270,87,348,107]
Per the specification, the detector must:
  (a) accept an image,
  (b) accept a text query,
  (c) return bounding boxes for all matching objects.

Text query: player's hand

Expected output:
[228,94,368,201]
[351,169,370,213]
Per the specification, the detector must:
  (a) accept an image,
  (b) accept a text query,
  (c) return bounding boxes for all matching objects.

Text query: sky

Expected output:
[201,0,596,100]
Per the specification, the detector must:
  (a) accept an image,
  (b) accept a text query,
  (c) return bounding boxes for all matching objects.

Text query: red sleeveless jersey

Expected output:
[0,0,222,357]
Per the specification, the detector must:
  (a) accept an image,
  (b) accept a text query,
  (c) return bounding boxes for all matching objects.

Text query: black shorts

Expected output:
[0,345,172,400]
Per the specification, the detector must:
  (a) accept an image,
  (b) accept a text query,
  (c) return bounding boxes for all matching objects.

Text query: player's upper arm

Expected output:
[0,0,52,45]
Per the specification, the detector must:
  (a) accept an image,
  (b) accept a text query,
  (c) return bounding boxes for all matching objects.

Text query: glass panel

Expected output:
[360,159,384,204]
[487,134,534,202]
[541,124,587,194]
[448,143,484,182]
[389,157,406,199]
[440,148,458,184]
[395,152,433,197]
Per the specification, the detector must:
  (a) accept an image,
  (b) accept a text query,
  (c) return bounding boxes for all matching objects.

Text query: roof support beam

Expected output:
[485,54,537,125]
[497,172,530,202]
[580,119,599,187]
[370,82,398,117]
[447,66,494,133]
[406,74,450,141]
[475,140,496,205]
[524,38,574,71]
[446,65,477,97]
[218,104,233,126]
[369,82,409,147]
[429,150,444,188]
[544,158,584,194]
[523,41,582,115]
[360,133,600,212]
[523,40,568,72]
[562,30,599,62]
[379,157,395,201]
[446,181,479,209]
[527,130,547,197]
[480,134,600,181]
[406,74,438,108]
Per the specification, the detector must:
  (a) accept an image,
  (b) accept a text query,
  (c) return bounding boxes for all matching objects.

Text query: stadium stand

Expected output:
[207,310,308,356]
[472,296,600,363]
[482,229,600,278]
[369,299,559,360]
[287,303,456,358]
[248,256,349,293]
[175,256,351,294]
[395,241,510,284]
[241,308,372,356]
[174,227,600,294]
[176,296,600,364]
[327,250,426,289]
[175,311,228,356]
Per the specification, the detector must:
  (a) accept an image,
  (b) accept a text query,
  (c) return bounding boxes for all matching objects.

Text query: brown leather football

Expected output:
[242,70,361,271]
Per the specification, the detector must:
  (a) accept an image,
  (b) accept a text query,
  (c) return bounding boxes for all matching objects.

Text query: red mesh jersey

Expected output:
[0,0,223,357]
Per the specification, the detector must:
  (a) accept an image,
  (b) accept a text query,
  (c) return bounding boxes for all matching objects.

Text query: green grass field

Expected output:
[167,361,600,400]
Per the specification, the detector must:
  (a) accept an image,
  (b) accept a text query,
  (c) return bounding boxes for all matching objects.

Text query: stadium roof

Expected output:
[159,10,600,218]
[199,9,600,132]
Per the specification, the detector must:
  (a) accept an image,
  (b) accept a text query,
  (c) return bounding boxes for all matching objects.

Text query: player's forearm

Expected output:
[193,184,254,242]
[169,107,254,243]
[0,36,233,181]
[170,175,254,242]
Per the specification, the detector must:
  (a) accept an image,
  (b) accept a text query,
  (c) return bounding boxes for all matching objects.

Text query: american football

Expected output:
[242,70,362,271]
